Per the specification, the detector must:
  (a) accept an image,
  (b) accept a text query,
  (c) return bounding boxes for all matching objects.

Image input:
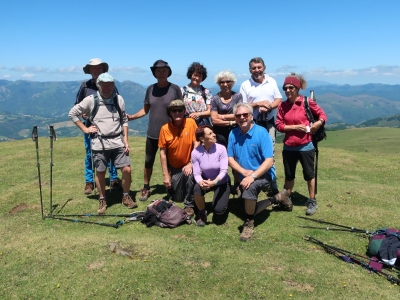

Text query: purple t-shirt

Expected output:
[191,143,229,184]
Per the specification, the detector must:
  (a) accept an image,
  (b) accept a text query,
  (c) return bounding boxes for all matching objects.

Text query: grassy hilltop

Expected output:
[1,128,399,299]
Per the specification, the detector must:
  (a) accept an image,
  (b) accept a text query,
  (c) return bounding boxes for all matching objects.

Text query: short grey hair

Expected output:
[249,57,265,69]
[233,103,253,115]
[214,70,237,84]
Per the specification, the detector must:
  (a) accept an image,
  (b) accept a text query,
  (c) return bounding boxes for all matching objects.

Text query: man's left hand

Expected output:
[182,163,192,176]
[124,143,130,154]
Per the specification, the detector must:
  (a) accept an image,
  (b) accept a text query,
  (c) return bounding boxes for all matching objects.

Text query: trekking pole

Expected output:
[310,90,318,195]
[32,126,44,220]
[51,216,122,228]
[299,225,366,233]
[306,235,400,272]
[54,211,146,218]
[297,216,370,234]
[49,126,57,217]
[305,235,400,285]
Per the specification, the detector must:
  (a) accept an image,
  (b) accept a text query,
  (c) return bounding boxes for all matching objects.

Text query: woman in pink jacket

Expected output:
[276,73,327,216]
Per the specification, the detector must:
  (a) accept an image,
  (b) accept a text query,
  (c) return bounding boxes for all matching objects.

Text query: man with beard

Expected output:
[69,73,137,214]
[75,58,121,195]
[239,57,282,195]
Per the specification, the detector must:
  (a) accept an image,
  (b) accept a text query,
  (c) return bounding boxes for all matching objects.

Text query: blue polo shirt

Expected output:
[227,122,275,180]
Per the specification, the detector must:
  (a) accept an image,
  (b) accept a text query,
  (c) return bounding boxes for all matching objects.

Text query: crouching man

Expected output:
[69,73,137,214]
[227,103,292,242]
[158,100,199,218]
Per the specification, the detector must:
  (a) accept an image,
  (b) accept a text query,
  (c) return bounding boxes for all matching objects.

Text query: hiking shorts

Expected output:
[93,148,130,172]
[144,137,159,169]
[282,149,315,181]
[240,175,271,201]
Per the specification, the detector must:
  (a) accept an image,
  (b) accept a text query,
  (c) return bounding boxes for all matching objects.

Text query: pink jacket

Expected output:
[276,95,327,147]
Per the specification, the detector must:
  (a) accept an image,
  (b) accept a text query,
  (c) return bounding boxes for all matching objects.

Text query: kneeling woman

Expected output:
[191,125,230,226]
[276,73,327,216]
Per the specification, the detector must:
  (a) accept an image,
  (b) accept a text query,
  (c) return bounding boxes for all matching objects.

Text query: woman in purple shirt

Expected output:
[191,125,231,226]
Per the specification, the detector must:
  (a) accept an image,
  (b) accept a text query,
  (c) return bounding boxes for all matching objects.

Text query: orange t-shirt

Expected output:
[158,118,197,169]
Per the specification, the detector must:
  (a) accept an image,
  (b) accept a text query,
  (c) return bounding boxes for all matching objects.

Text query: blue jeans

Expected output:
[84,133,118,183]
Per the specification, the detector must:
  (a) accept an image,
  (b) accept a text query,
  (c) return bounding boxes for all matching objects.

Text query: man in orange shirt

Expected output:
[159,100,199,217]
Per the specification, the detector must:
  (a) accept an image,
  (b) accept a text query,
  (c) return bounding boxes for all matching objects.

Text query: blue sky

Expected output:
[1,0,399,88]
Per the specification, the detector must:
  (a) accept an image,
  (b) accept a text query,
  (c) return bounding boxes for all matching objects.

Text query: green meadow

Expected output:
[1,127,399,299]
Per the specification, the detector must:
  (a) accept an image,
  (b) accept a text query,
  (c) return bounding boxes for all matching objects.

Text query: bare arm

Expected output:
[160,148,171,189]
[127,104,150,121]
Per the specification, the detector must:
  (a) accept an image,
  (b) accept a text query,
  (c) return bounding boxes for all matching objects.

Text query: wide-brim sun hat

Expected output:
[166,99,185,117]
[150,59,172,78]
[83,58,109,74]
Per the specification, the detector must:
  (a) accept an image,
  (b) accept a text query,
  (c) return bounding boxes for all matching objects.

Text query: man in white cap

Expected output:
[69,73,137,214]
[75,58,121,195]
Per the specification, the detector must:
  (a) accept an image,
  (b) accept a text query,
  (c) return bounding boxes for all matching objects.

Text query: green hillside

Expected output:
[1,129,399,299]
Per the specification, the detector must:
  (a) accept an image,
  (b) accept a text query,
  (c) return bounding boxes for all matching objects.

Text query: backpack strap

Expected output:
[304,96,315,123]
[200,85,207,102]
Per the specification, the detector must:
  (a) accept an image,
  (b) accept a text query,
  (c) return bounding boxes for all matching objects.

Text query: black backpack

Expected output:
[304,96,326,147]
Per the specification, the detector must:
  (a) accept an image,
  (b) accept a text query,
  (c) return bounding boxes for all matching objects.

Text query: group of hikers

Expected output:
[68,57,327,241]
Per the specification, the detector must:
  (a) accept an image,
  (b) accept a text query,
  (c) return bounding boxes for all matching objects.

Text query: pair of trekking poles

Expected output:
[32,125,138,229]
[32,125,57,220]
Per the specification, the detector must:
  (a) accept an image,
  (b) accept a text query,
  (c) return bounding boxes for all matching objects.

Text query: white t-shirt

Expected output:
[239,74,282,120]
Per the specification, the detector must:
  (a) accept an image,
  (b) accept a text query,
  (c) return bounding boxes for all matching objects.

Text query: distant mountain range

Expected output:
[0,79,399,141]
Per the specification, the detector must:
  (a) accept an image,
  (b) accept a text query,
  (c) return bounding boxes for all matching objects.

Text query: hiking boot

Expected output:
[184,207,195,218]
[122,194,138,209]
[240,219,254,242]
[84,182,94,195]
[111,179,122,191]
[196,211,207,227]
[306,198,318,215]
[139,188,150,201]
[274,189,293,211]
[98,198,107,214]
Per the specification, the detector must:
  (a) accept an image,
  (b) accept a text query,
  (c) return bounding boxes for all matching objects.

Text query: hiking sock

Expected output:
[246,214,254,221]
[269,196,277,205]
[123,192,129,197]
[198,209,206,216]
[143,184,150,190]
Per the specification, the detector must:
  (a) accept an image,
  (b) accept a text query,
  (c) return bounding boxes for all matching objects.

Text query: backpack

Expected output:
[304,96,327,147]
[142,199,191,228]
[367,228,400,264]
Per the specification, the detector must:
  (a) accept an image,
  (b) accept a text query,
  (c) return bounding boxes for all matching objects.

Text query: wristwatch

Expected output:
[319,119,325,125]
[251,173,257,179]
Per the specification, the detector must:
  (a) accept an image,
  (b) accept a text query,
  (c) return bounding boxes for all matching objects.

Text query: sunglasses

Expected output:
[219,80,233,84]
[235,113,251,118]
[171,108,184,113]
[283,85,295,91]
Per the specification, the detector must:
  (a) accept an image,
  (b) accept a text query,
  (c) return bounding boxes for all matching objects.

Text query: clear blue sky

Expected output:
[1,0,399,88]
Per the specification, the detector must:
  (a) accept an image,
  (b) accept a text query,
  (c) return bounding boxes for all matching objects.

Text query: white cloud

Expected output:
[305,65,400,78]
[22,73,35,78]
[2,75,11,78]
[110,66,148,74]
[10,66,49,72]
[56,66,82,73]
[275,65,297,73]
[0,66,5,70]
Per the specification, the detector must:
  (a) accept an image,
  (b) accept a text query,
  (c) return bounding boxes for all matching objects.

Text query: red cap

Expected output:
[283,77,301,90]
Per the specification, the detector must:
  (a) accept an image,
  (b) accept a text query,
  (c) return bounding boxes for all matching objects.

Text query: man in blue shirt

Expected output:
[227,103,292,242]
